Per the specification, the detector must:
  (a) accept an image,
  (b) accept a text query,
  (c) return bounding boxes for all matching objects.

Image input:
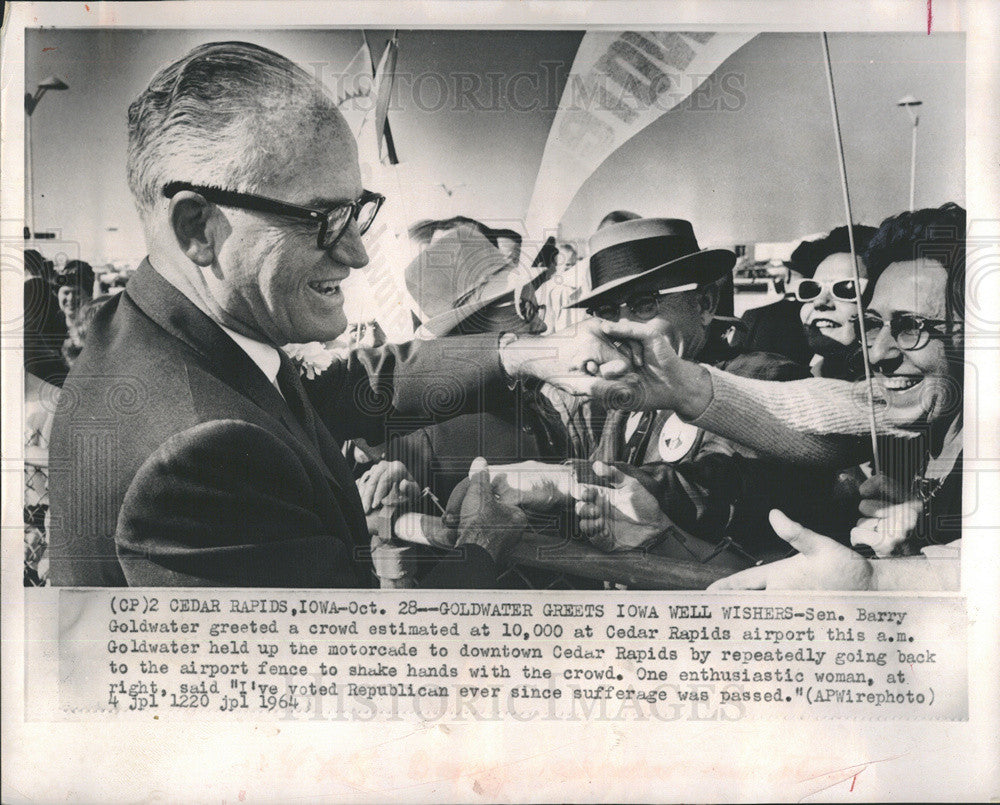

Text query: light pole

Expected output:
[24,75,69,239]
[897,95,922,212]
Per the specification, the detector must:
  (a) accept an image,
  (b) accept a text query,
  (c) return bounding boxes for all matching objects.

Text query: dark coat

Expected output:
[24,277,69,386]
[48,260,507,587]
[739,300,812,367]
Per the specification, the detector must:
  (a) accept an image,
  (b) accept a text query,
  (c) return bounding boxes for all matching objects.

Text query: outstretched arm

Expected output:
[304,321,631,446]
[590,319,917,468]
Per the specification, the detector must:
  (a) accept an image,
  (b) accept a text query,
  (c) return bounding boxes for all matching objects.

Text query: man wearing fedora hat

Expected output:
[565,217,835,565]
[406,223,547,340]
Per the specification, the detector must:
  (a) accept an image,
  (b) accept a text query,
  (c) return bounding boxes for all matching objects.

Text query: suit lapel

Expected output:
[125,260,340,490]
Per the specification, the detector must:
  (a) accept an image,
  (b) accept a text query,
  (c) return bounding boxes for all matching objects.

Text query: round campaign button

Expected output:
[656,413,700,462]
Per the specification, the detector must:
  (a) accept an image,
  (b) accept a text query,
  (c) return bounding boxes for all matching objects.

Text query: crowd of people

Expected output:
[34,41,964,590]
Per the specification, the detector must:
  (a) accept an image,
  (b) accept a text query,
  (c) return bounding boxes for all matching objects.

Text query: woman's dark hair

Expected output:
[58,260,97,297]
[862,203,966,323]
[24,249,56,284]
[788,224,877,279]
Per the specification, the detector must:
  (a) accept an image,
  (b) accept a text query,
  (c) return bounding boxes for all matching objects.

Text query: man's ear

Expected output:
[169,191,218,267]
[698,283,720,324]
[950,317,964,350]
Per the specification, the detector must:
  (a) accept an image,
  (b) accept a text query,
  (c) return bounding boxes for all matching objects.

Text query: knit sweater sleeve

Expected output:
[690,366,917,468]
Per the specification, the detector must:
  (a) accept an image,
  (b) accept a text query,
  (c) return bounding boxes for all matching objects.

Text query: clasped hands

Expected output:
[501,318,711,418]
[365,454,671,558]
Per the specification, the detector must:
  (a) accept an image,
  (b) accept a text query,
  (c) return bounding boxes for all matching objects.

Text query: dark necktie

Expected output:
[624,410,656,466]
[275,352,317,442]
[275,351,374,568]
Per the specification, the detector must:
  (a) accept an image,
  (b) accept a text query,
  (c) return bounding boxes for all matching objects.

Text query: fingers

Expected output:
[552,366,646,401]
[850,518,879,547]
[707,566,770,590]
[444,457,493,527]
[575,489,614,551]
[576,512,613,551]
[858,498,889,518]
[599,357,632,378]
[492,475,518,506]
[587,378,652,410]
[359,466,379,512]
[574,498,605,524]
[443,476,471,528]
[462,463,496,520]
[767,509,835,556]
[371,471,398,512]
[592,460,626,488]
[360,462,416,512]
[851,518,899,557]
[597,318,666,342]
[397,479,420,501]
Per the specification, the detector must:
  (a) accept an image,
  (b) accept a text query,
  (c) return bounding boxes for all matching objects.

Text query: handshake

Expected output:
[499,318,714,418]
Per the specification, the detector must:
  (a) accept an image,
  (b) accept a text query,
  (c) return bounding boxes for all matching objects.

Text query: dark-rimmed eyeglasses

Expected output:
[859,311,962,351]
[163,182,385,251]
[793,277,867,302]
[586,285,696,322]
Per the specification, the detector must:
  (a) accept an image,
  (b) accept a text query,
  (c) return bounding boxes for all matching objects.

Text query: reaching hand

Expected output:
[442,461,574,520]
[357,460,419,513]
[708,510,876,590]
[851,501,921,557]
[581,319,714,416]
[851,474,920,556]
[451,458,528,564]
[500,318,635,396]
[858,473,908,504]
[851,475,923,556]
[573,461,669,552]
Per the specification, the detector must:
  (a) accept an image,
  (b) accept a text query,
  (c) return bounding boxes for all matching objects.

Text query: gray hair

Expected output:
[126,41,342,214]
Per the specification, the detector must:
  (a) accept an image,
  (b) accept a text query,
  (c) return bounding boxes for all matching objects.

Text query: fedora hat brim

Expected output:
[567,248,736,309]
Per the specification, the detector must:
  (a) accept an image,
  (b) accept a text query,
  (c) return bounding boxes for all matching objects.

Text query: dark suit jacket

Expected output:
[48,260,507,587]
[738,300,812,367]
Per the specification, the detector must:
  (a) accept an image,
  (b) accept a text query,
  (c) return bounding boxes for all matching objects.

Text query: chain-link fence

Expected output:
[24,422,51,586]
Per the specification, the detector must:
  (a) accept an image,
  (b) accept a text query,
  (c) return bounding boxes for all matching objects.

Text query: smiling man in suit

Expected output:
[48,41,615,588]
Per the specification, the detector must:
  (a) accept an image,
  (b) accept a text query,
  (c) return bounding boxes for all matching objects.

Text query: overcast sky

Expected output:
[25,29,963,264]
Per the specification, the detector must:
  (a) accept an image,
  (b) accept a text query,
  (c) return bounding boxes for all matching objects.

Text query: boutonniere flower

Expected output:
[282,342,338,380]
